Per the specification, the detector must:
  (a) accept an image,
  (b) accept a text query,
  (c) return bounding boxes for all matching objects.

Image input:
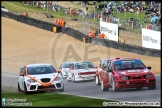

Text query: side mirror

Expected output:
[95,66,98,68]
[19,73,24,76]
[147,66,151,70]
[20,68,23,72]
[57,70,61,73]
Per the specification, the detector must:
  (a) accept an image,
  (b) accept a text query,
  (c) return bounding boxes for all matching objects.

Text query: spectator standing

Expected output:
[58,5,60,11]
[86,4,88,11]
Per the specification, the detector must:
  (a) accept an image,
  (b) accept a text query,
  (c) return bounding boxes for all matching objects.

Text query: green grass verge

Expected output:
[2,86,150,107]
[2,88,118,107]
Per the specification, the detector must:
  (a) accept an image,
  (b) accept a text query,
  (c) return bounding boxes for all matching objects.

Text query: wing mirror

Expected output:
[57,70,61,73]
[20,68,23,72]
[95,66,98,68]
[19,73,24,76]
[147,66,151,70]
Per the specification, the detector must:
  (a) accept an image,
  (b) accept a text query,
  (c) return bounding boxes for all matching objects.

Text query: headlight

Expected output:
[55,77,62,81]
[145,75,152,78]
[121,76,129,80]
[27,79,35,83]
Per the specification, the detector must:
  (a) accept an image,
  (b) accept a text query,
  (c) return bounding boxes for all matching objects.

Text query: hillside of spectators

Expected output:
[23,1,161,32]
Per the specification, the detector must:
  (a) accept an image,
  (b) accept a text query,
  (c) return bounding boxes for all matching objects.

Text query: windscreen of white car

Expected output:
[114,60,146,71]
[27,65,57,75]
[75,62,95,69]
[62,63,74,68]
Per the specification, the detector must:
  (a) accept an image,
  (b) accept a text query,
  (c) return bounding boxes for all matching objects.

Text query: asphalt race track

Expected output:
[2,72,161,103]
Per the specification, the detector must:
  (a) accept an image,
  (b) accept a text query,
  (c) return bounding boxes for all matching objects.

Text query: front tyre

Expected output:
[58,84,64,92]
[72,74,76,83]
[18,82,21,93]
[24,82,30,94]
[112,78,119,92]
[96,75,101,85]
[101,80,109,91]
[66,74,71,82]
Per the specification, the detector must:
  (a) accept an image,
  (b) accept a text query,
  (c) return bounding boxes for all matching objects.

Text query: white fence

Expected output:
[100,20,118,42]
[142,28,161,50]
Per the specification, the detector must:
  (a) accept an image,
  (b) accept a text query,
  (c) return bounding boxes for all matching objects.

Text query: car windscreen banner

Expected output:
[100,20,118,42]
[142,28,161,50]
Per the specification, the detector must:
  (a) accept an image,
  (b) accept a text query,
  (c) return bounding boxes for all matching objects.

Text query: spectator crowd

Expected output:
[24,1,161,31]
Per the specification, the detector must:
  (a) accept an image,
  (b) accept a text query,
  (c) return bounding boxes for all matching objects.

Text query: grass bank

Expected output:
[2,86,118,107]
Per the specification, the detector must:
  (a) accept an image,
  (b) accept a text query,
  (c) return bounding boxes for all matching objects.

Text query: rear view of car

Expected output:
[17,63,64,94]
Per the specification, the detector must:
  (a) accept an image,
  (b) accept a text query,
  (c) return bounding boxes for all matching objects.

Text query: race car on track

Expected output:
[58,62,75,78]
[17,63,64,94]
[100,58,156,92]
[95,58,120,85]
[66,62,97,82]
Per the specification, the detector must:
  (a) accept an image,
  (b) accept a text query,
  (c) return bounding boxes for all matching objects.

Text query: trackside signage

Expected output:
[100,20,118,42]
[142,28,161,50]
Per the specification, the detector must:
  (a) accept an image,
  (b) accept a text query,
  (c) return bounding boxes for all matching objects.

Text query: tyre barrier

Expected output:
[2,11,160,57]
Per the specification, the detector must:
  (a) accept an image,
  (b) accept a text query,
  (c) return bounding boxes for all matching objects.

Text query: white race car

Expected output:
[67,62,97,82]
[58,62,75,78]
[17,63,64,94]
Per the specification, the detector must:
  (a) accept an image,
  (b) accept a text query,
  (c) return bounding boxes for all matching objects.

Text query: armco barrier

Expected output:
[17,15,55,32]
[1,11,18,20]
[92,38,160,57]
[2,11,60,32]
[2,11,160,57]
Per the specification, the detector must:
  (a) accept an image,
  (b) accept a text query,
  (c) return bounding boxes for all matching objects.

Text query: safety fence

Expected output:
[2,11,160,57]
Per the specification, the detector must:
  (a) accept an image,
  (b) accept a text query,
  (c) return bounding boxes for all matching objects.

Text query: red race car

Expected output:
[99,58,156,92]
[95,58,120,85]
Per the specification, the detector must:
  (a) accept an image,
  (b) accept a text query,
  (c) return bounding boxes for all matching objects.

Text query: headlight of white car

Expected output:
[27,79,35,83]
[55,77,62,81]
[145,74,152,78]
[121,76,129,80]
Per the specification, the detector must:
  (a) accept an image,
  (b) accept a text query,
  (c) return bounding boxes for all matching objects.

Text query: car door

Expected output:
[99,60,105,78]
[19,66,25,90]
[106,62,113,84]
[102,62,110,82]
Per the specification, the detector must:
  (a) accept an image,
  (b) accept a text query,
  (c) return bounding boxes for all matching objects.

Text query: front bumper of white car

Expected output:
[26,79,64,91]
[68,74,96,81]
